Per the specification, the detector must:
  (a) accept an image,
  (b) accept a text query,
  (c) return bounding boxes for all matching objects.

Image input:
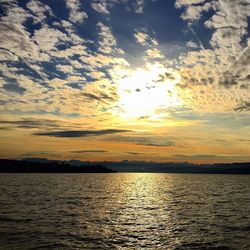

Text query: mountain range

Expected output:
[0,158,249,174]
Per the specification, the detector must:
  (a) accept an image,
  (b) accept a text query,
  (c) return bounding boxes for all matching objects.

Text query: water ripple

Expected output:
[0,173,249,249]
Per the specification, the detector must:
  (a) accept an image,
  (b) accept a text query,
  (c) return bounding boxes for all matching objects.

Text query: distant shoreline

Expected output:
[0,159,250,174]
[0,159,116,173]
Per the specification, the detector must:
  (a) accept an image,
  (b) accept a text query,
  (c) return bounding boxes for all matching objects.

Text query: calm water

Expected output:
[0,173,249,249]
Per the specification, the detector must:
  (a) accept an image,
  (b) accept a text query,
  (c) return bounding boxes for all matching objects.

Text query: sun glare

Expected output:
[116,65,182,119]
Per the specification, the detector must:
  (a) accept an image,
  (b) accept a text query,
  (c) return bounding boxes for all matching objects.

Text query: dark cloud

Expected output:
[169,154,250,160]
[164,72,175,80]
[108,136,176,147]
[3,83,26,94]
[126,152,144,155]
[154,72,176,83]
[82,92,116,103]
[0,127,11,130]
[169,110,250,128]
[243,74,250,81]
[0,119,59,129]
[240,84,249,89]
[21,151,56,157]
[140,142,175,147]
[138,115,150,120]
[67,82,85,89]
[200,77,214,85]
[34,129,131,137]
[219,72,239,87]
[0,100,8,105]
[178,75,215,88]
[71,150,108,153]
[234,101,250,112]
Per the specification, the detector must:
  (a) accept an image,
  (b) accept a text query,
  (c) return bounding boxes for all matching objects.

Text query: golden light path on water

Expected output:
[116,64,182,120]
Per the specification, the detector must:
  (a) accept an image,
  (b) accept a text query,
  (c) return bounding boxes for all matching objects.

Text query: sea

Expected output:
[0,173,249,249]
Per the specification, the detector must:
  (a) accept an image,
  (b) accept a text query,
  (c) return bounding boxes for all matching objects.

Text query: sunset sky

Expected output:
[0,0,249,163]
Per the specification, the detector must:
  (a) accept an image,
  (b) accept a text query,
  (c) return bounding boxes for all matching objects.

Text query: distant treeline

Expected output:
[0,159,250,174]
[101,161,250,174]
[0,159,116,173]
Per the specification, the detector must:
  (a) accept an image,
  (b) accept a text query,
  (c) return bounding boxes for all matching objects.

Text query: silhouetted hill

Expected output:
[0,159,116,173]
[54,160,250,174]
[1,159,250,174]
[102,161,250,174]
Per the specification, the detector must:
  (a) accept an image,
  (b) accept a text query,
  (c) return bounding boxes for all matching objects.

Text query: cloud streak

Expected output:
[34,129,132,138]
[71,150,108,153]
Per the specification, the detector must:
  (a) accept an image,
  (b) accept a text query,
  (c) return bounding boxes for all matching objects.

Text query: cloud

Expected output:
[140,142,175,147]
[51,44,87,59]
[34,129,131,137]
[97,22,118,54]
[91,2,110,14]
[134,0,144,13]
[0,0,248,124]
[26,0,53,23]
[153,72,176,84]
[56,64,74,74]
[186,41,199,48]
[3,82,26,94]
[108,135,176,147]
[21,151,57,157]
[126,152,144,155]
[91,0,145,15]
[1,1,31,24]
[234,102,250,112]
[0,127,11,130]
[0,22,39,60]
[145,48,164,59]
[168,153,250,161]
[32,24,68,52]
[175,1,212,22]
[174,0,250,113]
[0,118,60,129]
[82,92,116,103]
[0,49,19,61]
[0,0,131,118]
[71,150,108,153]
[65,0,88,24]
[134,30,158,46]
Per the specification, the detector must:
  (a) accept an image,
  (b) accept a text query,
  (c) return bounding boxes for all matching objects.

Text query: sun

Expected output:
[116,64,182,119]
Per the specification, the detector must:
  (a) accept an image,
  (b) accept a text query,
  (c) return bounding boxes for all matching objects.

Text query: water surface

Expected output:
[0,173,249,249]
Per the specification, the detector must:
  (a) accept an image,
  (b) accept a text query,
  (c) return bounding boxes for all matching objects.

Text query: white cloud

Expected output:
[1,2,31,24]
[97,22,117,54]
[32,25,68,51]
[56,64,74,74]
[26,0,53,23]
[175,0,206,8]
[0,22,39,60]
[176,0,249,52]
[134,30,158,46]
[0,49,19,61]
[91,2,110,14]
[145,48,164,59]
[174,0,250,113]
[65,0,88,24]
[134,0,144,13]
[50,44,87,59]
[186,41,199,48]
[175,0,212,22]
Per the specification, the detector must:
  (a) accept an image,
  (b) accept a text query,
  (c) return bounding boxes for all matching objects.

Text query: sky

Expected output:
[0,0,250,163]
